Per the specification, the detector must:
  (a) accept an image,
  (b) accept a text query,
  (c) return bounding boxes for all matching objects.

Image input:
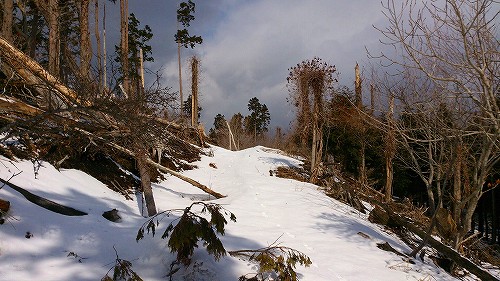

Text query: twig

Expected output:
[0,171,21,190]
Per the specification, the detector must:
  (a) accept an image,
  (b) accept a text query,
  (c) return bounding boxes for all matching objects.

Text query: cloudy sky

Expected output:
[105,0,389,131]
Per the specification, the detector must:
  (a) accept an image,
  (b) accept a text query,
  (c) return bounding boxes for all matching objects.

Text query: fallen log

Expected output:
[358,191,498,281]
[75,128,226,199]
[0,177,88,216]
[0,36,87,106]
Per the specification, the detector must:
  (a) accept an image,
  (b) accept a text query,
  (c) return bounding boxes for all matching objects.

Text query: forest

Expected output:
[0,0,498,280]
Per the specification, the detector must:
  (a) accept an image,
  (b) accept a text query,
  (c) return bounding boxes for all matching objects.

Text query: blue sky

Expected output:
[103,0,389,131]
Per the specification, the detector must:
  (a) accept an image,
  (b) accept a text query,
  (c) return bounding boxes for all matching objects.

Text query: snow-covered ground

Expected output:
[0,145,470,280]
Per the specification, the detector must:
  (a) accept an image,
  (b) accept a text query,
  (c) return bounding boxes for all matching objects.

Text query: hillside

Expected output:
[0,145,468,280]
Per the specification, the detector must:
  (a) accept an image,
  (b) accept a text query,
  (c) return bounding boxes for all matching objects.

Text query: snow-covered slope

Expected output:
[0,146,460,280]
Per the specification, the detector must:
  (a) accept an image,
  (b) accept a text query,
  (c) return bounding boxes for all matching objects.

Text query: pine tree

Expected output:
[182,95,202,119]
[244,97,270,143]
[115,13,153,95]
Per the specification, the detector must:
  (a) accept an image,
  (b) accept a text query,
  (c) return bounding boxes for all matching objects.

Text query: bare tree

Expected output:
[354,63,369,186]
[190,56,199,127]
[376,0,499,249]
[384,93,395,202]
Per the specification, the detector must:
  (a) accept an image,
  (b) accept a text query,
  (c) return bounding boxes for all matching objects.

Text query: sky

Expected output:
[104,0,389,131]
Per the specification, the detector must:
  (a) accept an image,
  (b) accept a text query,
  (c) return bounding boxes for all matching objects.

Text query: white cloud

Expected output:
[160,0,388,130]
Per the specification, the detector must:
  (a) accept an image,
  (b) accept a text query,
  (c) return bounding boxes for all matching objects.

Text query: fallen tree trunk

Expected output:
[355,187,498,281]
[0,177,88,216]
[0,95,224,199]
[1,35,225,200]
[0,36,87,106]
[75,128,226,199]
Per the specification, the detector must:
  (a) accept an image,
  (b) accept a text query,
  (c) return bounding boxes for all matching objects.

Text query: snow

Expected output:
[0,145,471,280]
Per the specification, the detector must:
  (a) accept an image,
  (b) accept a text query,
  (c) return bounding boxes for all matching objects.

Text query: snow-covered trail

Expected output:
[0,146,461,280]
[164,146,457,281]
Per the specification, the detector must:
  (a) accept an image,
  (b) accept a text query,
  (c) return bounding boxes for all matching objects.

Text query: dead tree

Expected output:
[354,63,368,185]
[287,58,336,182]
[190,56,199,127]
[119,0,129,94]
[384,94,395,202]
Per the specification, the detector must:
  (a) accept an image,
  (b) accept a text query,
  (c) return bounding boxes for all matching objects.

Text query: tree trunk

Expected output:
[28,6,41,59]
[452,142,468,250]
[136,148,157,217]
[310,80,324,180]
[177,32,183,118]
[478,201,484,235]
[48,0,60,78]
[191,56,199,127]
[2,0,13,43]
[103,1,107,88]
[370,83,375,114]
[492,189,497,243]
[94,0,102,90]
[384,94,395,202]
[354,63,362,108]
[79,0,91,79]
[120,0,129,94]
[359,141,367,185]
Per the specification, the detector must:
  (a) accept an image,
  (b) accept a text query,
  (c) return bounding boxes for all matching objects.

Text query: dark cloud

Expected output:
[103,0,389,131]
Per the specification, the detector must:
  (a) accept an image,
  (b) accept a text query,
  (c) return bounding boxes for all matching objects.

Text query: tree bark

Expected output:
[2,0,13,43]
[136,147,157,216]
[177,35,183,119]
[354,63,362,108]
[79,0,91,79]
[94,0,102,90]
[191,56,199,127]
[48,0,60,78]
[0,177,87,216]
[384,94,395,202]
[103,1,107,88]
[28,6,41,59]
[120,0,129,94]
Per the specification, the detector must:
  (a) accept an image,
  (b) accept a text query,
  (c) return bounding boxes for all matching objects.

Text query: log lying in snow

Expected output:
[358,191,499,281]
[0,178,88,216]
[75,128,226,199]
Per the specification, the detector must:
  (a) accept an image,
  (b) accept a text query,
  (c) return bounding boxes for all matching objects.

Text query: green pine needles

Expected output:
[136,202,312,280]
[136,202,236,265]
[229,241,312,281]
